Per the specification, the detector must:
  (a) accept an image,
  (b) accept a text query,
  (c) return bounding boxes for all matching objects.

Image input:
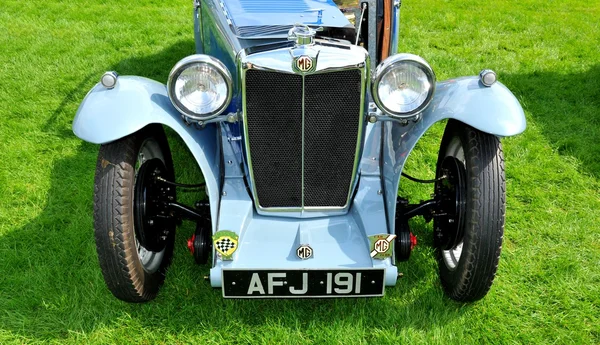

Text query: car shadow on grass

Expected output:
[0,40,470,342]
[502,65,600,179]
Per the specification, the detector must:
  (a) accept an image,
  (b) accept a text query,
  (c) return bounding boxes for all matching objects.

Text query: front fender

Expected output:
[383,76,526,232]
[73,76,221,230]
[423,76,526,136]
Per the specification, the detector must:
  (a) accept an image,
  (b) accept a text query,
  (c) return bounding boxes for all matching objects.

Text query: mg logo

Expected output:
[369,234,396,259]
[296,56,314,72]
[374,239,390,253]
[296,244,313,260]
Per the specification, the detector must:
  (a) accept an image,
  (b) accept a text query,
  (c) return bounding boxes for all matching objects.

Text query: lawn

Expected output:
[0,0,599,343]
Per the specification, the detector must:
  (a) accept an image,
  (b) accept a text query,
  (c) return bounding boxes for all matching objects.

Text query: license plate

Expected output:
[222,269,385,298]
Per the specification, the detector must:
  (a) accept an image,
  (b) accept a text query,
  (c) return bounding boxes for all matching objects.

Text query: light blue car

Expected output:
[73,0,526,301]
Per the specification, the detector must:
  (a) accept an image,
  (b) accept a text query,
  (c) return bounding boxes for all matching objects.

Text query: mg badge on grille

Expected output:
[295,56,314,73]
[296,244,313,260]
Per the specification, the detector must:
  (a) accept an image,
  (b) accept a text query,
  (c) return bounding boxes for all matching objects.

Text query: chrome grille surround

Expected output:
[239,42,369,217]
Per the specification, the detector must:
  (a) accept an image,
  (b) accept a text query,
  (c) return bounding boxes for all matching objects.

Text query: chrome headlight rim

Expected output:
[167,54,233,121]
[372,53,436,118]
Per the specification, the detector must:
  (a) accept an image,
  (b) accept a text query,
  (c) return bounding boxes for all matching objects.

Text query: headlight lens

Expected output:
[372,54,435,117]
[167,55,232,120]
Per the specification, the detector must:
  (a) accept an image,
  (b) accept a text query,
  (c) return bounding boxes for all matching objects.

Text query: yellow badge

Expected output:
[213,230,239,260]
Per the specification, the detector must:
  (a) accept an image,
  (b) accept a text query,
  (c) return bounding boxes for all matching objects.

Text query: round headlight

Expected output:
[167,55,232,121]
[372,54,436,118]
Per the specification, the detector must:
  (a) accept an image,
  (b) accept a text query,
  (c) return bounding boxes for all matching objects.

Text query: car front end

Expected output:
[73,0,526,301]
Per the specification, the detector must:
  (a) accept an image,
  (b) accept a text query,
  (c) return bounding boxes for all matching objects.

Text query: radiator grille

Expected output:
[304,70,362,207]
[245,70,302,208]
[245,69,363,209]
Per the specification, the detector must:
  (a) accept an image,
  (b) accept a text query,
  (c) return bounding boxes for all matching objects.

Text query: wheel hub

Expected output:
[188,221,212,265]
[434,156,467,250]
[134,158,175,252]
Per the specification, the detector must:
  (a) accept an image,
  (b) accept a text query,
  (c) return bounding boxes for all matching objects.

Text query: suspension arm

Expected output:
[402,199,437,222]
[167,202,206,222]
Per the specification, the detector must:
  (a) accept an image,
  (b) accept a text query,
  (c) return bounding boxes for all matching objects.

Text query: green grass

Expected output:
[0,0,599,343]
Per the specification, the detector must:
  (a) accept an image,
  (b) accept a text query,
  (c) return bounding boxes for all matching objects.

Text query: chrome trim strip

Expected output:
[390,0,401,55]
[240,43,370,216]
[301,73,306,211]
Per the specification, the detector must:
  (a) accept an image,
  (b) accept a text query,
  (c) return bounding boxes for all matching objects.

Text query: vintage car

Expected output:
[72,0,526,301]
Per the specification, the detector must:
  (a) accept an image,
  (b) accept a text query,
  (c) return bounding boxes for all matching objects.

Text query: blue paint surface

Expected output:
[222,0,351,35]
[238,0,312,13]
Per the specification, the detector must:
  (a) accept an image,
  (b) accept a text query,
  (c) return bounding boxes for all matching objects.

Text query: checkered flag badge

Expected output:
[215,237,236,253]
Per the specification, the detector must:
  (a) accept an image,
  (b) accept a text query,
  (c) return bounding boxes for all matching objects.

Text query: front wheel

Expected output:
[93,125,176,302]
[434,120,505,302]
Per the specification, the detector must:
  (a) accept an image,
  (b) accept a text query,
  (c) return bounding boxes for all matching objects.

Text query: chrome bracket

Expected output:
[183,111,240,127]
[366,103,421,126]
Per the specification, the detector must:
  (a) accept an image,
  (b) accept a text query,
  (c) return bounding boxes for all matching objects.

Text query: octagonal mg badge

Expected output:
[295,55,315,73]
[296,244,313,260]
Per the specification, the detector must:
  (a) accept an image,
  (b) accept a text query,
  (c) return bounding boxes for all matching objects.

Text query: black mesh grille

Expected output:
[304,70,362,207]
[245,69,362,208]
[245,70,302,208]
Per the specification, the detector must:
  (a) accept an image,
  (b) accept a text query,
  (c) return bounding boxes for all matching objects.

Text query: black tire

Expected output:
[93,125,176,302]
[434,120,505,302]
